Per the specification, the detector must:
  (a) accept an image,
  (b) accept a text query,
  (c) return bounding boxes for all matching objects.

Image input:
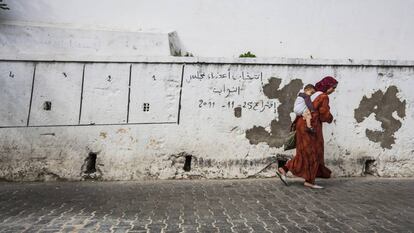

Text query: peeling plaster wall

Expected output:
[0,58,414,181]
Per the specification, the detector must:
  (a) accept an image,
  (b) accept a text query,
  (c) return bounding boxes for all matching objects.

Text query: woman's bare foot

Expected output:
[278,167,286,176]
[276,167,288,186]
[304,182,324,189]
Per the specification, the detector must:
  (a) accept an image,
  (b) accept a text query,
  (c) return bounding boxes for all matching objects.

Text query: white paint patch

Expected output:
[81,63,130,124]
[30,63,83,125]
[129,64,182,123]
[0,62,34,127]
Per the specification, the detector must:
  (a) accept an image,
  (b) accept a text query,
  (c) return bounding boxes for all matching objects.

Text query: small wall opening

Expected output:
[183,155,192,171]
[43,101,52,111]
[143,103,150,112]
[364,159,377,175]
[85,152,97,174]
[234,107,242,118]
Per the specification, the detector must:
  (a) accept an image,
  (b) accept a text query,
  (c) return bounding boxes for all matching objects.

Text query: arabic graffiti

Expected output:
[187,71,263,82]
[212,85,244,98]
[198,99,278,113]
[187,71,263,98]
[187,69,304,117]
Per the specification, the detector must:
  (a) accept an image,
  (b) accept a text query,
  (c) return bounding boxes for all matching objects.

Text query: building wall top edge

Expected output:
[1,55,414,67]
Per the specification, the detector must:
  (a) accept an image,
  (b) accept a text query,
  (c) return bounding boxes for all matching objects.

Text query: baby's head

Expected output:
[304,84,316,95]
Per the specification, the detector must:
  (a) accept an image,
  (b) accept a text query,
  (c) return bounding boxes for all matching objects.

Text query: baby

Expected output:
[294,84,316,133]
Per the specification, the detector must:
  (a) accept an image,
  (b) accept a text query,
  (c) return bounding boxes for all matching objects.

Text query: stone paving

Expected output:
[0,177,413,233]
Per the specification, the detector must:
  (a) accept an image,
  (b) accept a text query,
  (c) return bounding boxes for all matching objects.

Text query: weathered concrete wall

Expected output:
[1,0,414,60]
[0,57,413,181]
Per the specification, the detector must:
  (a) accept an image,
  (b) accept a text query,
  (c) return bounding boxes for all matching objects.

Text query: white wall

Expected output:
[0,58,413,181]
[1,0,414,60]
[1,0,413,181]
[0,23,178,58]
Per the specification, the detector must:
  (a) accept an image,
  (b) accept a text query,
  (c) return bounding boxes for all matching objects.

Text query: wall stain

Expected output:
[245,78,303,148]
[117,128,128,134]
[354,86,406,149]
[40,133,55,136]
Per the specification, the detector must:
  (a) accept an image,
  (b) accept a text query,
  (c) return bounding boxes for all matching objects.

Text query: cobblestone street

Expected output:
[0,177,413,233]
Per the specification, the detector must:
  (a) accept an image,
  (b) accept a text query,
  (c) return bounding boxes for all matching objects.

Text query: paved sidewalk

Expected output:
[0,177,413,233]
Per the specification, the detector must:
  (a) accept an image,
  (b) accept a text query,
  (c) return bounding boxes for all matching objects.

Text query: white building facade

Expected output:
[0,0,413,180]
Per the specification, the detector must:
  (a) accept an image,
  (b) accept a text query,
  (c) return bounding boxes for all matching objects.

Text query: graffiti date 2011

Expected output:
[198,100,216,108]
[198,100,277,112]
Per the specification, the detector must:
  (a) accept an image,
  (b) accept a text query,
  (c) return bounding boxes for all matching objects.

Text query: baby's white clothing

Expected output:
[293,91,323,116]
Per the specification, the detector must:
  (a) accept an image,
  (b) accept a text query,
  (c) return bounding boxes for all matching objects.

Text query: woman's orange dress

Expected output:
[285,93,333,184]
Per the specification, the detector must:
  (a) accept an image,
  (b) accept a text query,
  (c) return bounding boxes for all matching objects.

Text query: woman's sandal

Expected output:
[276,168,288,186]
[304,182,324,189]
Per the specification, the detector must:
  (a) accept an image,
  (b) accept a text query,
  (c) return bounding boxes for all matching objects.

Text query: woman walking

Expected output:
[277,76,338,189]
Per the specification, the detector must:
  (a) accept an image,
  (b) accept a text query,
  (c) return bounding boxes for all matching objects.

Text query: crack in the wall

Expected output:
[245,78,303,148]
[354,86,406,149]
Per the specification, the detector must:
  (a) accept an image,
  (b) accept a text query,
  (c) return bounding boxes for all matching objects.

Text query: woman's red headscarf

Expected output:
[315,76,338,93]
